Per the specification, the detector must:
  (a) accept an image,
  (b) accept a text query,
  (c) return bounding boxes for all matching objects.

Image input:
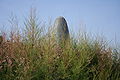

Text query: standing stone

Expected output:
[54,16,70,45]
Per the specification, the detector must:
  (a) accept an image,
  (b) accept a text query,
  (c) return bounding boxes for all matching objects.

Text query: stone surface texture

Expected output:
[54,16,70,44]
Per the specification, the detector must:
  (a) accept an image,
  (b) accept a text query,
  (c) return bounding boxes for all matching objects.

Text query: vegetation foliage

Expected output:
[0,9,120,80]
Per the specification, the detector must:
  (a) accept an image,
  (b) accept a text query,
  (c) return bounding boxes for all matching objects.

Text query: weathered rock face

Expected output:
[54,16,70,45]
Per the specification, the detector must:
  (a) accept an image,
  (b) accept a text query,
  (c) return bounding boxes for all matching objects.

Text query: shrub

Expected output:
[0,9,119,80]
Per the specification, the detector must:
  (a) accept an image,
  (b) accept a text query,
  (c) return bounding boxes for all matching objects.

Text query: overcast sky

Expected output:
[0,0,120,44]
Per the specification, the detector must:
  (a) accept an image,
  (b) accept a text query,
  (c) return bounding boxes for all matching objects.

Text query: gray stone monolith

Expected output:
[54,16,70,45]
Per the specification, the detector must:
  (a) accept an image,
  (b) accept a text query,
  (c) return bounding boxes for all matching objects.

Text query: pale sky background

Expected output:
[0,0,120,44]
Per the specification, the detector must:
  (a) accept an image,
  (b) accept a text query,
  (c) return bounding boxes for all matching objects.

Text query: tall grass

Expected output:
[0,9,120,80]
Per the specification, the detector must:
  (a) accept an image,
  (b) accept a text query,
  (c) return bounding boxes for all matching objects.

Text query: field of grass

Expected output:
[0,9,120,80]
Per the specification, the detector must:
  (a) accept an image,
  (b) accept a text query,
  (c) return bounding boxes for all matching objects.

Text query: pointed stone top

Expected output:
[55,16,67,25]
[55,16,66,22]
[57,16,65,19]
